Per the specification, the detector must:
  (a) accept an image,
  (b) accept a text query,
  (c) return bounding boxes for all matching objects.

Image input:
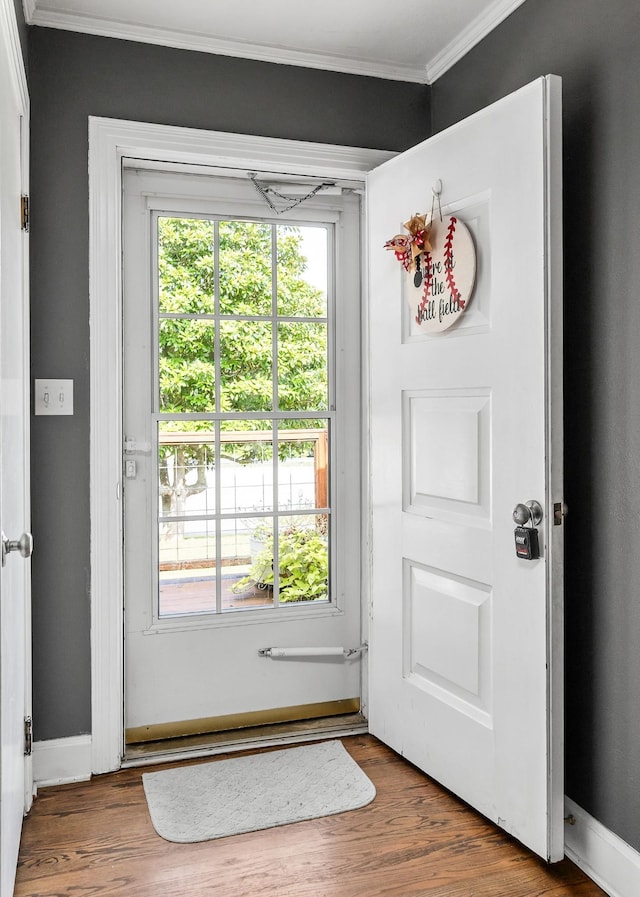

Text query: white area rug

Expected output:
[142,740,376,843]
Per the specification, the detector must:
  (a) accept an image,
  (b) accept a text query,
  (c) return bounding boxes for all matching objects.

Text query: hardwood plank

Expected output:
[15,736,606,897]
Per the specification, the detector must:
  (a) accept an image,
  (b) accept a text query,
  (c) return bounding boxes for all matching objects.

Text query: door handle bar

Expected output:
[259,643,368,659]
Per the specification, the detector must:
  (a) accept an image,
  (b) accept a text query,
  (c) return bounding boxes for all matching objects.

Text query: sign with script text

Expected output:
[410,215,476,334]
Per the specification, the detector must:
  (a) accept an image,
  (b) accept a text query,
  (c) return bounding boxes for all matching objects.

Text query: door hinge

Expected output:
[24,716,32,756]
[20,195,29,232]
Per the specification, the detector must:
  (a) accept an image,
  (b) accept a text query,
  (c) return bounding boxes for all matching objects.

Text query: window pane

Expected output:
[159,319,215,412]
[158,217,215,314]
[152,214,334,618]
[158,423,216,518]
[220,426,274,516]
[220,320,272,412]
[277,322,328,411]
[277,225,327,317]
[219,220,272,316]
[276,516,329,604]
[277,420,328,512]
[158,519,216,617]
[224,516,275,610]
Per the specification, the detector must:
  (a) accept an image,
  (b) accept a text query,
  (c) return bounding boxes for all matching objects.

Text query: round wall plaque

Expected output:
[410,215,476,333]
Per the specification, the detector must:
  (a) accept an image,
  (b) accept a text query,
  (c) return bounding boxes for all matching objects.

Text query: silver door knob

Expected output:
[512,501,543,527]
[1,531,33,567]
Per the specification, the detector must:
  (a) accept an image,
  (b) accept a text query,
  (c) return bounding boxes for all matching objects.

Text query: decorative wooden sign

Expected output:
[410,215,476,333]
[385,212,476,334]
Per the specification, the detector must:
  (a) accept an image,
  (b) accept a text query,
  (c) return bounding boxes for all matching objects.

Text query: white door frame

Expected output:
[0,3,28,129]
[0,0,31,887]
[88,116,393,774]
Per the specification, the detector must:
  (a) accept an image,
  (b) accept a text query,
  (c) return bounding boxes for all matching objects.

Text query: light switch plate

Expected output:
[34,379,74,415]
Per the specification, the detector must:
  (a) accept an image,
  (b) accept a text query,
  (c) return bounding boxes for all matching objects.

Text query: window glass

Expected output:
[156,218,332,616]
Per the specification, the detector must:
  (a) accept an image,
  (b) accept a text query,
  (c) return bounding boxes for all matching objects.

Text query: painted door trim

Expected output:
[88,116,393,774]
[0,0,28,113]
[0,0,31,812]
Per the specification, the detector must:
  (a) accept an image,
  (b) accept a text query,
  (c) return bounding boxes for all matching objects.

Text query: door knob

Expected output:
[1,531,33,567]
[512,501,543,527]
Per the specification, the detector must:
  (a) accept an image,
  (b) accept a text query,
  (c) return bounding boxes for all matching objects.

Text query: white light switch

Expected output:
[34,379,74,416]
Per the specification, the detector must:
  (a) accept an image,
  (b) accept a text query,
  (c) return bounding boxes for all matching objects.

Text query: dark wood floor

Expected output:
[16,735,606,897]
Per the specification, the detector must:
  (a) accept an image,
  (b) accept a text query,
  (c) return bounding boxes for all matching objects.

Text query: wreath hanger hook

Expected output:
[431,179,443,223]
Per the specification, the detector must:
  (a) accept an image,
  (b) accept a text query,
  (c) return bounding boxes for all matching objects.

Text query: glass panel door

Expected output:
[122,167,362,744]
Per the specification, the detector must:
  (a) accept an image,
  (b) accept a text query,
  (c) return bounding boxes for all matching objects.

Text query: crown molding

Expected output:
[27,0,528,85]
[426,0,528,82]
[27,8,430,83]
[22,0,36,22]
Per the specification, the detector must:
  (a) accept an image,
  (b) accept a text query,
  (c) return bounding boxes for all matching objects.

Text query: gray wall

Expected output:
[28,27,429,740]
[431,0,640,853]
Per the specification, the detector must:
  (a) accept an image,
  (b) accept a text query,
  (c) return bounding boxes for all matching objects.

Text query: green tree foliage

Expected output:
[158,217,327,417]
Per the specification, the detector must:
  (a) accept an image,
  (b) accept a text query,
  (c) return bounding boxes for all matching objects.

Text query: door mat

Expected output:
[142,739,376,843]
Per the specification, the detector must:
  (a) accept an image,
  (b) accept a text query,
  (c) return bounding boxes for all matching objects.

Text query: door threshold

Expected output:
[122,712,368,768]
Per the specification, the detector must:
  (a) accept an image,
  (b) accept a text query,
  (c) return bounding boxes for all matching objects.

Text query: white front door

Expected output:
[368,76,564,861]
[0,10,31,896]
[122,168,363,744]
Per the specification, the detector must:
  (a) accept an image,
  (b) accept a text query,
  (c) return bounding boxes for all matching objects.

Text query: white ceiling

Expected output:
[24,0,527,83]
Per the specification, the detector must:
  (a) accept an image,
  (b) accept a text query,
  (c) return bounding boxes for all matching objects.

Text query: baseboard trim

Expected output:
[565,797,640,897]
[33,736,93,787]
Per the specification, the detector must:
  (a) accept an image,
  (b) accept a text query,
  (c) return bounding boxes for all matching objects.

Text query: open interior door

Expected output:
[367,76,563,861]
[0,6,31,895]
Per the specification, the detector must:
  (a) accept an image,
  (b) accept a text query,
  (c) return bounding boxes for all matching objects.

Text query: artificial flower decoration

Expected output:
[383,234,413,270]
[384,212,433,272]
[403,212,432,257]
